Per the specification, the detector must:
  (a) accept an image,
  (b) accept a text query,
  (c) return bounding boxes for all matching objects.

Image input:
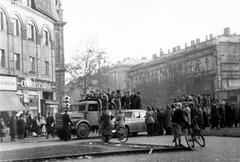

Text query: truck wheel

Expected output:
[76,123,89,139]
[56,130,65,140]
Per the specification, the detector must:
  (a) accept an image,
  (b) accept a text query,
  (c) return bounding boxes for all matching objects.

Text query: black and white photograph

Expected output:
[0,0,240,161]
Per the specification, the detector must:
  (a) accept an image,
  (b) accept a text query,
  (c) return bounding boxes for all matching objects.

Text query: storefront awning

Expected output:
[0,91,26,111]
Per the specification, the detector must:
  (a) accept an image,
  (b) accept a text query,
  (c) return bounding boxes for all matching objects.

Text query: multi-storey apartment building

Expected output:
[0,0,65,116]
[128,28,240,105]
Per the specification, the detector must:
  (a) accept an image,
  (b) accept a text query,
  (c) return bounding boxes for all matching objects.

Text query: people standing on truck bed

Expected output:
[79,89,142,111]
[62,108,72,141]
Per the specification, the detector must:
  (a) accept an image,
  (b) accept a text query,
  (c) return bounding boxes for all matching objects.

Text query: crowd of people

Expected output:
[144,94,240,146]
[0,112,55,142]
[80,89,142,110]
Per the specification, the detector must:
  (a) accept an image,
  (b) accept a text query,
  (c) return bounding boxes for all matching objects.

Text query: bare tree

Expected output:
[66,41,111,95]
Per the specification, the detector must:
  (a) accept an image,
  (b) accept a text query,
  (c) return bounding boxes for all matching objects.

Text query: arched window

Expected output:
[27,21,35,41]
[12,15,21,36]
[42,28,49,46]
[0,9,7,31]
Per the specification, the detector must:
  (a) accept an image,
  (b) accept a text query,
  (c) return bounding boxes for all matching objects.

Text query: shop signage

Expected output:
[18,78,55,90]
[0,75,17,91]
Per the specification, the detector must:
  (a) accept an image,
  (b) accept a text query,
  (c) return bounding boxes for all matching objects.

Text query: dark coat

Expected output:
[99,111,112,136]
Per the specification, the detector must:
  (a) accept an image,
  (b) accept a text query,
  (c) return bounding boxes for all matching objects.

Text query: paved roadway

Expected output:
[63,136,240,162]
[0,134,239,162]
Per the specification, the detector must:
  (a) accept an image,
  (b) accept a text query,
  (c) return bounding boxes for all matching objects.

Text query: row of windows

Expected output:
[0,11,51,46]
[0,49,49,75]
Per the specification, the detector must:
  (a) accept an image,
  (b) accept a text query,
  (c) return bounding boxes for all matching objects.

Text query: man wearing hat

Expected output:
[62,108,72,141]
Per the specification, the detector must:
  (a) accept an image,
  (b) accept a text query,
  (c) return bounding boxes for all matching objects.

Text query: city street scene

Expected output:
[0,0,240,162]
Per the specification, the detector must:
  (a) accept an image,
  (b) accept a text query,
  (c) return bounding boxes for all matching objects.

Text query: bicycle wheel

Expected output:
[185,129,195,150]
[116,126,128,144]
[194,132,205,147]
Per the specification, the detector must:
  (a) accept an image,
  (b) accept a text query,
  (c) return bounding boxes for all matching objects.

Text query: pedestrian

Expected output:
[40,115,46,136]
[99,107,113,143]
[8,115,17,141]
[156,108,165,135]
[210,104,221,130]
[46,112,55,139]
[0,118,5,141]
[62,108,72,141]
[115,110,125,127]
[165,105,173,135]
[17,114,25,139]
[145,106,155,137]
[171,106,190,147]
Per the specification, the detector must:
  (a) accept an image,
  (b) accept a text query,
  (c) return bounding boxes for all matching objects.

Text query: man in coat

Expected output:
[46,112,55,139]
[63,108,72,141]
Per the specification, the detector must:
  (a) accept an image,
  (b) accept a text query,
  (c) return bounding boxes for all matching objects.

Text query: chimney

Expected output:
[196,38,200,44]
[223,27,230,36]
[205,35,208,41]
[191,40,195,46]
[209,34,213,39]
[177,46,181,51]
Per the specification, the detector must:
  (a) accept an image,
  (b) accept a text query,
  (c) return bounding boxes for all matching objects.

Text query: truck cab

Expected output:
[55,100,101,140]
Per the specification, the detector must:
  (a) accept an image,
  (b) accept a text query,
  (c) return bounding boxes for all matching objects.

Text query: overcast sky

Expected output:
[62,0,240,64]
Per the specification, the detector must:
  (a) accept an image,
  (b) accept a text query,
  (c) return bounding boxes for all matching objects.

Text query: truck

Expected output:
[55,100,103,140]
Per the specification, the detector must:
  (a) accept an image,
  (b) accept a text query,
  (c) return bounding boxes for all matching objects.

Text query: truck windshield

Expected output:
[78,104,86,112]
[70,105,79,112]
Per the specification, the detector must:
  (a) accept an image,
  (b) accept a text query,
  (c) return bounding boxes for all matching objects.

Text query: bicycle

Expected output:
[184,117,205,150]
[99,123,128,144]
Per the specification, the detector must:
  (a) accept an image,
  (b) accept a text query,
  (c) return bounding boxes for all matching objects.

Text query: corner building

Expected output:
[128,28,240,105]
[0,0,65,116]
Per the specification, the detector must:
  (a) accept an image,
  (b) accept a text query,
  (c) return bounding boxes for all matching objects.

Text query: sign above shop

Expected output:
[18,78,55,90]
[0,75,17,91]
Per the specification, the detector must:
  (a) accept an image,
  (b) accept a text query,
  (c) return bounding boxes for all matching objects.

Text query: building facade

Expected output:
[128,28,240,106]
[109,57,148,92]
[0,0,65,116]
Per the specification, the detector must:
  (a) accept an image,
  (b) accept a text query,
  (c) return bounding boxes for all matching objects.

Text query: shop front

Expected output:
[17,77,58,117]
[0,75,26,121]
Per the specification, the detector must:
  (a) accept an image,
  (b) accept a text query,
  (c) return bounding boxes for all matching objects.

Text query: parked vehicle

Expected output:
[55,100,102,140]
[122,109,147,136]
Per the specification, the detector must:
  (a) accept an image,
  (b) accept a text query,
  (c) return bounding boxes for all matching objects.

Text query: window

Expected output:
[0,11,4,30]
[29,57,35,73]
[43,30,49,46]
[14,53,20,70]
[45,61,49,75]
[78,104,86,111]
[0,49,5,67]
[13,18,20,36]
[27,23,35,40]
[88,104,98,111]
[27,0,32,7]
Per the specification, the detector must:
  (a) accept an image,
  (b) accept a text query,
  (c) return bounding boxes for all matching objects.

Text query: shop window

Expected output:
[43,91,53,100]
[0,49,5,67]
[14,53,20,70]
[29,56,35,73]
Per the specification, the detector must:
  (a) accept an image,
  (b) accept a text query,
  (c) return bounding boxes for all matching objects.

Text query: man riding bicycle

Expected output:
[172,104,190,147]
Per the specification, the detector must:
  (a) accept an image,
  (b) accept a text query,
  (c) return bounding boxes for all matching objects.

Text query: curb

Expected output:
[0,146,190,162]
